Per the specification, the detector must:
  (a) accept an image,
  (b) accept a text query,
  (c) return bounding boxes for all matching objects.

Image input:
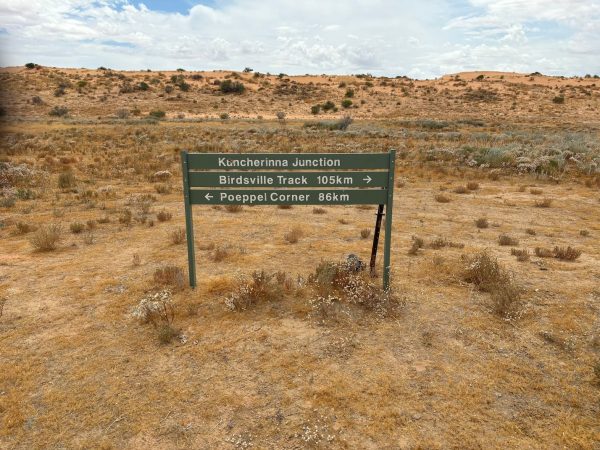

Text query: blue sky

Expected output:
[0,0,598,78]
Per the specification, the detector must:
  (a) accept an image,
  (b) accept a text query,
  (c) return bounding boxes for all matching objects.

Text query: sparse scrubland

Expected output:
[1,67,600,448]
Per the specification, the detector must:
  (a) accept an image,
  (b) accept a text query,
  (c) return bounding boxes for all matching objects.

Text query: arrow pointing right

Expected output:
[205,193,213,201]
[363,175,372,184]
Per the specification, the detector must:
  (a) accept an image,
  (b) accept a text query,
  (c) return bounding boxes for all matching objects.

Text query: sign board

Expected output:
[181,151,396,289]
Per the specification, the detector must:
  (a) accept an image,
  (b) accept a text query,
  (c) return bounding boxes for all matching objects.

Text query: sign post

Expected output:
[180,151,396,290]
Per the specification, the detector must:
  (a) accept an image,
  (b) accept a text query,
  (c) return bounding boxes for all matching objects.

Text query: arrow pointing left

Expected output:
[205,193,213,201]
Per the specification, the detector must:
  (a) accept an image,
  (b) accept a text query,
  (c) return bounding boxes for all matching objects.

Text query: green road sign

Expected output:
[189,171,389,188]
[181,150,396,291]
[187,152,390,170]
[190,189,387,205]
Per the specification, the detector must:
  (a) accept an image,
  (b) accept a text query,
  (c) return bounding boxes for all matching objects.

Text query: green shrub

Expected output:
[322,101,335,111]
[138,81,149,91]
[341,99,353,108]
[310,104,321,115]
[552,96,565,104]
[219,79,245,94]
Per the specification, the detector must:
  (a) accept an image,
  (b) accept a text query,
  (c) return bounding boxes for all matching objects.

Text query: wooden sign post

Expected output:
[181,151,396,289]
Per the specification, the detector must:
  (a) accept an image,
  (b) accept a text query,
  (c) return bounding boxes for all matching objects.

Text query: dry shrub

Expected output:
[498,234,519,246]
[535,198,552,208]
[338,218,350,225]
[156,209,172,222]
[69,222,85,234]
[153,265,185,291]
[224,270,284,311]
[475,217,489,229]
[580,229,590,237]
[278,204,292,209]
[131,289,178,344]
[463,251,522,319]
[453,186,468,194]
[408,236,424,255]
[535,247,554,258]
[284,226,303,244]
[511,248,530,262]
[525,228,536,235]
[154,184,171,194]
[86,220,96,230]
[467,181,479,190]
[225,204,243,213]
[58,171,75,189]
[553,246,581,261]
[212,245,233,262]
[98,215,110,224]
[435,193,450,203]
[132,253,141,266]
[15,221,35,234]
[313,207,326,214]
[30,224,61,251]
[360,228,371,239]
[119,209,132,224]
[530,188,543,195]
[169,227,186,245]
[428,237,464,249]
[308,258,401,321]
[0,297,6,319]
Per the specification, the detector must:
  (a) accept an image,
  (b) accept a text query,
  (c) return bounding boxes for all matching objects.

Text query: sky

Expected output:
[0,0,599,78]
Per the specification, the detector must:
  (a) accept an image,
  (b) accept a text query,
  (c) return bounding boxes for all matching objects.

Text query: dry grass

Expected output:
[284,226,303,244]
[435,193,451,203]
[153,265,185,291]
[169,227,186,245]
[535,197,553,208]
[1,67,600,449]
[360,228,371,239]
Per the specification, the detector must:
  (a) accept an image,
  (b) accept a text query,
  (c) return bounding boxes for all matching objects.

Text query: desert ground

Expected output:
[1,66,600,449]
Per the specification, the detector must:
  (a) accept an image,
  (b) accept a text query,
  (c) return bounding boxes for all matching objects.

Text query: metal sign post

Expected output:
[180,151,396,290]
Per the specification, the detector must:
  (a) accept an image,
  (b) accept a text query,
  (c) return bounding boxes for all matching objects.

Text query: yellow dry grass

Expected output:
[1,67,600,449]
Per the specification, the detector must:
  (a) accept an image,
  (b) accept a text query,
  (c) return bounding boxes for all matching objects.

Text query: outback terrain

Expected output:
[1,66,600,449]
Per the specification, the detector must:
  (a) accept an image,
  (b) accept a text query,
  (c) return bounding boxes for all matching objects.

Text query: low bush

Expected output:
[435,194,450,203]
[475,218,489,229]
[225,204,243,213]
[58,171,75,189]
[219,79,245,94]
[535,198,552,208]
[30,224,62,251]
[69,222,85,234]
[511,248,530,262]
[498,234,519,246]
[169,227,186,245]
[360,228,371,239]
[156,210,172,222]
[463,251,521,319]
[225,270,284,311]
[49,106,68,117]
[553,246,581,261]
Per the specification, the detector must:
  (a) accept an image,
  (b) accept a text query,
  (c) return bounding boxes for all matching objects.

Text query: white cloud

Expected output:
[0,0,598,77]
